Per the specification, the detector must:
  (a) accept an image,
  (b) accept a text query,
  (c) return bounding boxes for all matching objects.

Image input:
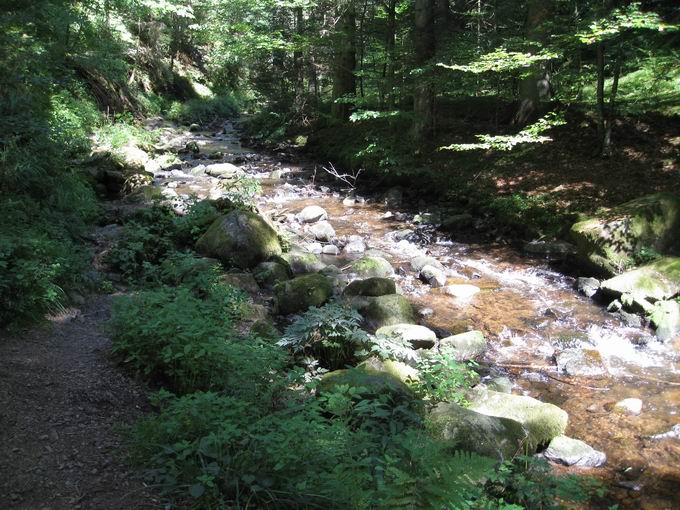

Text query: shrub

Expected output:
[415,352,479,405]
[110,284,276,395]
[173,198,220,245]
[165,95,239,125]
[278,302,371,369]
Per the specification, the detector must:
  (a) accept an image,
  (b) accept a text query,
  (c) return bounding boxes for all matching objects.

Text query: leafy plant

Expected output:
[173,198,220,245]
[219,177,262,209]
[416,351,479,405]
[278,302,371,369]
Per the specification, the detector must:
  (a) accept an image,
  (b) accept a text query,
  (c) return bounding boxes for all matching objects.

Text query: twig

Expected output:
[321,162,363,190]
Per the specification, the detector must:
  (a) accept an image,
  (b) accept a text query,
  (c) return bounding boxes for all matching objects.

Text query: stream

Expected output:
[149,119,680,509]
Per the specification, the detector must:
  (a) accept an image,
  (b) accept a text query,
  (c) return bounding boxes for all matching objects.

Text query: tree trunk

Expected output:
[332,2,357,121]
[293,7,304,111]
[596,42,606,154]
[601,45,622,157]
[514,0,552,125]
[413,0,436,142]
[383,0,397,109]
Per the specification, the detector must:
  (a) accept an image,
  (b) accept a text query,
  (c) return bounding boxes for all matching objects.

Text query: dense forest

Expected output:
[1,1,679,509]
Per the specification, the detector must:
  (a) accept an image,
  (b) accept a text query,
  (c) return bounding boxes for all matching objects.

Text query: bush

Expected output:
[110,283,277,395]
[173,198,220,245]
[278,302,371,370]
[165,95,239,125]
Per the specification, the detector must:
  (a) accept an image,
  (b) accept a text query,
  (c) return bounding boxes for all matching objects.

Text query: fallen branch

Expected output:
[321,162,363,190]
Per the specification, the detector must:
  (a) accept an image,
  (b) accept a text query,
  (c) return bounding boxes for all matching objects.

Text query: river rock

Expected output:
[600,257,680,303]
[649,424,680,441]
[439,331,487,360]
[275,273,332,315]
[219,272,260,295]
[253,261,291,288]
[428,402,528,461]
[419,265,447,287]
[555,348,607,378]
[296,205,328,223]
[343,277,396,297]
[362,295,416,330]
[308,220,336,242]
[487,377,513,394]
[205,162,244,178]
[570,193,680,277]
[443,284,481,299]
[469,387,569,449]
[349,256,394,278]
[544,436,607,467]
[318,365,413,400]
[410,255,445,273]
[376,324,437,349]
[196,210,282,269]
[304,242,323,254]
[280,250,326,274]
[577,277,601,298]
[344,235,366,254]
[358,357,419,384]
[614,398,643,416]
[524,240,577,260]
[650,300,680,341]
[322,244,340,255]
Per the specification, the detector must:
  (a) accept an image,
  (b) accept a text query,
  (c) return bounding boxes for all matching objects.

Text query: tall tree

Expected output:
[413,0,436,141]
[331,1,357,121]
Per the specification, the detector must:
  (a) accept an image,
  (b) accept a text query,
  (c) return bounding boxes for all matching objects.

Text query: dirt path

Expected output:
[0,293,159,509]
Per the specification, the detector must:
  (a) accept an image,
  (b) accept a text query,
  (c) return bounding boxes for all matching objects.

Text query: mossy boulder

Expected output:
[439,331,487,361]
[275,273,332,315]
[253,261,291,288]
[318,364,414,401]
[196,210,282,269]
[362,294,416,331]
[280,249,326,274]
[428,402,528,461]
[570,193,680,277]
[376,324,437,349]
[468,387,568,450]
[343,277,397,297]
[348,256,394,278]
[357,357,420,384]
[650,300,680,341]
[600,257,680,303]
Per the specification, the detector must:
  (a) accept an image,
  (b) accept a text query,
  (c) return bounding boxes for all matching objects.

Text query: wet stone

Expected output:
[614,398,643,416]
[555,348,607,378]
[544,435,607,467]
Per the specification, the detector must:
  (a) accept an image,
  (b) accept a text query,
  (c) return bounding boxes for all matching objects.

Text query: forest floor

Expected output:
[0,227,160,509]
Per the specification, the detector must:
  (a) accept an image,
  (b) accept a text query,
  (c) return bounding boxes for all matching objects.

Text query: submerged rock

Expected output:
[362,295,416,330]
[348,256,394,278]
[428,402,528,461]
[570,193,680,277]
[196,210,282,269]
[296,205,328,223]
[442,284,481,299]
[469,387,569,449]
[613,398,643,416]
[343,277,396,297]
[275,273,332,315]
[376,324,437,349]
[554,348,607,378]
[439,331,487,361]
[544,435,607,467]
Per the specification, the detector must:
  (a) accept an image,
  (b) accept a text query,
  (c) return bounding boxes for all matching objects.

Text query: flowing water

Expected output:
[152,120,680,509]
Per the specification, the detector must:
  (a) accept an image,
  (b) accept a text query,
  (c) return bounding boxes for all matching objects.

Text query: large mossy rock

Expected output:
[428,402,528,461]
[376,324,437,349]
[253,261,291,288]
[84,147,153,195]
[343,277,396,297]
[439,331,487,361]
[650,299,680,341]
[570,193,680,277]
[318,364,414,400]
[280,249,326,274]
[196,210,282,269]
[468,388,568,450]
[275,273,332,315]
[600,257,680,303]
[362,294,416,331]
[357,357,420,384]
[348,256,394,278]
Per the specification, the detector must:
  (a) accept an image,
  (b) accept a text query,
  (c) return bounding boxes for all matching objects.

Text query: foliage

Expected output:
[485,192,566,238]
[110,283,267,395]
[438,47,559,74]
[165,95,239,125]
[416,352,479,405]
[278,302,371,370]
[105,205,177,281]
[95,119,160,152]
[219,177,262,209]
[173,198,220,245]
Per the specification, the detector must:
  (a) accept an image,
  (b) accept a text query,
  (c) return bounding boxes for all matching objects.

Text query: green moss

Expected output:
[274,273,332,315]
[349,256,394,278]
[343,277,396,297]
[363,294,416,330]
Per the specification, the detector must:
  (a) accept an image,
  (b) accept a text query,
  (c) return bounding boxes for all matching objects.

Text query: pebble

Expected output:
[614,398,643,416]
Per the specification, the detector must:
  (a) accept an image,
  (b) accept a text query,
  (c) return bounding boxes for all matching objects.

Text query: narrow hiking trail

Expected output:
[1,117,678,510]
